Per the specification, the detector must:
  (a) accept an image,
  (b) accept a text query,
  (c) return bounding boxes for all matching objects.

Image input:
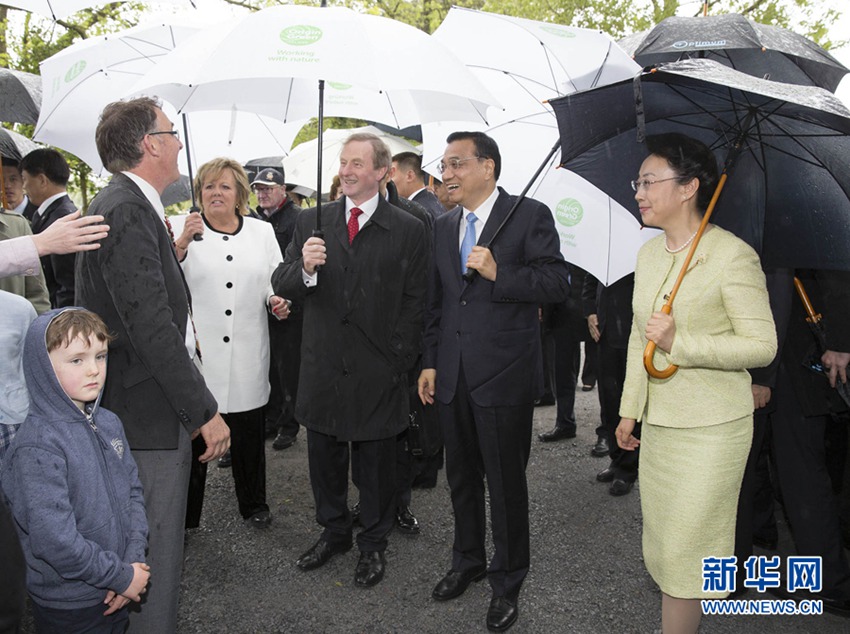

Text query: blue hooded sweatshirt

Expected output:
[0,308,148,610]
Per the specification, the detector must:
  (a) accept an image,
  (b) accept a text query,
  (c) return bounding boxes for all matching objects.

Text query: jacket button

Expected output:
[343,369,350,377]
[226,282,233,288]
[342,318,349,325]
[456,331,460,338]
[223,236,229,241]
[223,336,230,343]
[226,255,233,261]
[460,300,467,306]
[225,309,232,316]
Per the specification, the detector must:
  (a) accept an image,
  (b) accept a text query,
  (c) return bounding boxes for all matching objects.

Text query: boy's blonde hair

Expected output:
[46,309,115,353]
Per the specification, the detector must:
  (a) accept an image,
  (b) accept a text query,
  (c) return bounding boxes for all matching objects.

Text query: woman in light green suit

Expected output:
[616,133,777,634]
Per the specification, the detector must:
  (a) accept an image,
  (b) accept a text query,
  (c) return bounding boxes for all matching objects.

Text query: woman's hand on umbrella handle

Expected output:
[616,418,640,451]
[176,212,204,250]
[644,307,678,378]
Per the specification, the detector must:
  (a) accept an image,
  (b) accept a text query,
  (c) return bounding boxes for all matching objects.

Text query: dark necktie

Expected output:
[348,207,363,245]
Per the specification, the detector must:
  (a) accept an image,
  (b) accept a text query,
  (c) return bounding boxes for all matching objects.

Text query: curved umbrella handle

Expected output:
[643,302,678,378]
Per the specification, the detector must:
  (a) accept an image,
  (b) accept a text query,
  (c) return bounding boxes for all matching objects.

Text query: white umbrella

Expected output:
[127,5,499,128]
[2,0,193,21]
[421,8,648,284]
[33,21,200,173]
[283,126,419,195]
[127,4,499,230]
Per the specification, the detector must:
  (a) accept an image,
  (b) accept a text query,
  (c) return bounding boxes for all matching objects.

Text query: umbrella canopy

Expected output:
[283,126,419,195]
[33,21,200,173]
[619,13,849,91]
[126,5,499,128]
[0,68,42,125]
[419,8,651,284]
[550,58,850,272]
[0,128,40,161]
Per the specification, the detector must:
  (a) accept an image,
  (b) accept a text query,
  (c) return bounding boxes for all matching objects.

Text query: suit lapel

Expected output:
[477,188,511,248]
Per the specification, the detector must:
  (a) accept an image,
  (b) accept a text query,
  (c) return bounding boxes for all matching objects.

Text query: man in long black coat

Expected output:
[418,131,569,632]
[273,133,427,588]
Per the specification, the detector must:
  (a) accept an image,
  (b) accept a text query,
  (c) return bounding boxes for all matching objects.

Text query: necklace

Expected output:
[665,228,699,254]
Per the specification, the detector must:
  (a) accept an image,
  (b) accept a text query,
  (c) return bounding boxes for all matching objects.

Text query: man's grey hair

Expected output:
[95,97,161,173]
[344,133,392,171]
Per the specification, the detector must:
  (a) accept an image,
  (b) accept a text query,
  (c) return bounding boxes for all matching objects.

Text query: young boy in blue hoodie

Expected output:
[1,308,149,633]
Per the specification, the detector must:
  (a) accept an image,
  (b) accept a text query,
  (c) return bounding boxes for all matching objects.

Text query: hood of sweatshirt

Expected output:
[24,307,103,424]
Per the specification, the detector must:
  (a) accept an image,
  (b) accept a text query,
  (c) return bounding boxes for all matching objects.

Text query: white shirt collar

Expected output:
[122,172,166,221]
[346,192,379,221]
[36,192,67,216]
[8,196,29,215]
[462,186,499,228]
[409,186,427,200]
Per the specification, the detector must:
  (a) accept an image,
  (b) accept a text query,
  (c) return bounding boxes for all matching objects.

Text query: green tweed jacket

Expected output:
[0,212,50,315]
[620,226,777,429]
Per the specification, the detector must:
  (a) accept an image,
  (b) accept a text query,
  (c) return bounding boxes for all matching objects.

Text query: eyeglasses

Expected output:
[148,130,180,141]
[630,176,678,192]
[437,156,481,174]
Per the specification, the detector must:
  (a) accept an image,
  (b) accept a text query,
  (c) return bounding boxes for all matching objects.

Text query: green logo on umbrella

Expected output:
[65,60,87,83]
[555,198,583,226]
[541,25,576,39]
[327,82,352,90]
[280,25,323,46]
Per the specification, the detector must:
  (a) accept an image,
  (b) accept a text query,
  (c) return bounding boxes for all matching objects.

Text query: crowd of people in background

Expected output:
[0,97,849,634]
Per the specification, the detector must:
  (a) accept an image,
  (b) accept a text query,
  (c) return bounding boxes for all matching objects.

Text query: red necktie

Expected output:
[348,207,363,245]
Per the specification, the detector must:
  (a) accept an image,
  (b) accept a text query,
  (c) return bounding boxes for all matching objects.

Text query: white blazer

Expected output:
[171,214,283,413]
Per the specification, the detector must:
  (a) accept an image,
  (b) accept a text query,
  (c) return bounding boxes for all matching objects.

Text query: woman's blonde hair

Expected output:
[194,158,251,216]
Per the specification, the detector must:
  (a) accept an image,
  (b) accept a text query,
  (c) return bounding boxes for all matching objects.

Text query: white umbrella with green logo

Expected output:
[33,21,200,173]
[126,4,499,232]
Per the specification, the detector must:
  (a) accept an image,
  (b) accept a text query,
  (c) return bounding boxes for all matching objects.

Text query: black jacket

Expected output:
[31,194,77,308]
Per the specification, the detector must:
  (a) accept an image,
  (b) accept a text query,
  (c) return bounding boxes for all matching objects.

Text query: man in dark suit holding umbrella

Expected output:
[418,131,568,631]
[273,132,427,588]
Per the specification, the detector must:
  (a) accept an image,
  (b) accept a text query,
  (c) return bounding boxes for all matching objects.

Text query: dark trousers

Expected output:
[31,601,128,634]
[308,429,396,552]
[185,435,208,529]
[552,325,580,433]
[439,367,533,601]
[223,407,269,519]
[596,338,639,480]
[581,339,598,387]
[267,320,302,437]
[771,364,850,600]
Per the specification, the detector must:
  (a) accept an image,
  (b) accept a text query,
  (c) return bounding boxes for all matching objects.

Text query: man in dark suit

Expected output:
[252,167,304,452]
[273,133,427,588]
[20,149,77,307]
[1,159,38,219]
[583,273,639,496]
[418,131,569,632]
[768,269,850,615]
[76,97,230,633]
[392,151,445,218]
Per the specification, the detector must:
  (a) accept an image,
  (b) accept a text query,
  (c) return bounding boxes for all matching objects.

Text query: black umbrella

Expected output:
[0,68,42,125]
[550,58,850,375]
[618,13,849,91]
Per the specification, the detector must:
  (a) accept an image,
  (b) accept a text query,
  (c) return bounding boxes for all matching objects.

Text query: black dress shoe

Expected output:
[537,426,576,442]
[590,436,610,457]
[296,538,352,571]
[272,431,295,450]
[486,596,518,632]
[609,478,634,496]
[432,567,487,601]
[533,395,556,407]
[217,451,232,468]
[582,383,595,392]
[246,510,272,529]
[396,506,420,535]
[596,466,615,482]
[354,550,386,587]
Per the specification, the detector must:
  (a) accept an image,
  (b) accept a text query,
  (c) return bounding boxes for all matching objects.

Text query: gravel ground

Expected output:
[16,385,849,633]
[174,387,847,634]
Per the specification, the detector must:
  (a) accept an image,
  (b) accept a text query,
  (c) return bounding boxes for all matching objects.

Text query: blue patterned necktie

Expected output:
[460,212,478,274]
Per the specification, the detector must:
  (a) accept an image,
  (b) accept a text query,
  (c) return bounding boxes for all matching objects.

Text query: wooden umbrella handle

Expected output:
[642,172,728,379]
